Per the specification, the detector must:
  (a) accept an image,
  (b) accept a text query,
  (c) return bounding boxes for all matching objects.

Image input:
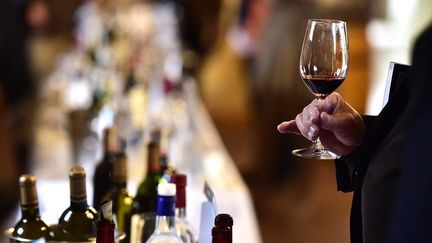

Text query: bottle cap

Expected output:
[69,166,87,202]
[158,183,176,196]
[215,213,233,227]
[19,175,38,206]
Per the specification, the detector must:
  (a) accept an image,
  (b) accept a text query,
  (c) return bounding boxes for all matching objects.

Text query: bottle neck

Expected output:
[212,227,232,243]
[154,215,177,233]
[176,207,187,219]
[20,204,41,219]
[96,222,115,243]
[112,180,127,190]
[157,195,176,217]
[70,199,89,210]
[212,232,232,243]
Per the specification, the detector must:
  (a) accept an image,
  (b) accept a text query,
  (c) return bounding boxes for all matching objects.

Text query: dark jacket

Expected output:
[333,26,432,243]
[386,25,432,243]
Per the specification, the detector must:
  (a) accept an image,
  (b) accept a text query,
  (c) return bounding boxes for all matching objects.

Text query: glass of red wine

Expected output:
[292,19,349,160]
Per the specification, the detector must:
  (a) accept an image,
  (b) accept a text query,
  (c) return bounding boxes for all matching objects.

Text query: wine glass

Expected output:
[292,19,349,160]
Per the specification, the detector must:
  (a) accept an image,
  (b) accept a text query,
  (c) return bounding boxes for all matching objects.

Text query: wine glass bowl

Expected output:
[292,19,349,160]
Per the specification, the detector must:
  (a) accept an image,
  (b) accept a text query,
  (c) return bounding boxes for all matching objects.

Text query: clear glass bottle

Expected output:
[146,183,183,243]
[13,175,51,240]
[55,166,98,241]
[97,200,115,243]
[94,126,119,207]
[102,139,134,243]
[212,214,233,243]
[170,174,197,243]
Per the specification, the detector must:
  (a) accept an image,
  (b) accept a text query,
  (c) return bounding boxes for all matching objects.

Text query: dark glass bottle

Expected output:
[97,200,115,243]
[13,175,51,240]
[212,214,233,243]
[135,138,163,242]
[102,139,134,243]
[135,140,162,213]
[55,166,98,241]
[94,126,119,207]
[171,174,197,243]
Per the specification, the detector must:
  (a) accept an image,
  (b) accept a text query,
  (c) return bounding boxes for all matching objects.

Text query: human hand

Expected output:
[277,92,365,156]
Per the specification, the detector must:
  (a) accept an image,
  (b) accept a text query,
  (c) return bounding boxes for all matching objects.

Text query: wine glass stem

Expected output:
[312,96,326,152]
[312,137,325,152]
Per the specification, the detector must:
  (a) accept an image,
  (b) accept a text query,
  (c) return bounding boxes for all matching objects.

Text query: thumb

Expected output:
[277,120,300,135]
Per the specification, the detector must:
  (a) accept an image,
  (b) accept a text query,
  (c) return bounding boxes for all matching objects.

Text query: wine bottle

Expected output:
[146,183,183,243]
[170,174,197,243]
[13,175,51,240]
[97,200,115,243]
[135,139,162,213]
[94,126,119,207]
[212,214,233,243]
[55,166,98,241]
[102,139,134,243]
[135,138,162,242]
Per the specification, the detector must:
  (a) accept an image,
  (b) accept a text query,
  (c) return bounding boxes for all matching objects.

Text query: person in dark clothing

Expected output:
[386,25,432,243]
[277,24,432,243]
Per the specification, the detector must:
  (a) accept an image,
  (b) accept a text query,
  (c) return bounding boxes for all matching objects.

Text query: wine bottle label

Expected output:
[19,175,38,206]
[99,200,113,222]
[69,166,87,202]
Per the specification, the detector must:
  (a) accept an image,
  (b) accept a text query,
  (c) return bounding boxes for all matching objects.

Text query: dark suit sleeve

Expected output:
[334,115,376,192]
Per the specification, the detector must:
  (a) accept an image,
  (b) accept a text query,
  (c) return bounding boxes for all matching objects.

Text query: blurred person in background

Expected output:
[0,0,50,219]
[277,23,432,243]
[249,0,311,185]
[200,0,310,185]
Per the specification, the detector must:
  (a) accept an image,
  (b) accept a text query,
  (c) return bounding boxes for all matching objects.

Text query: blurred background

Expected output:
[0,0,431,242]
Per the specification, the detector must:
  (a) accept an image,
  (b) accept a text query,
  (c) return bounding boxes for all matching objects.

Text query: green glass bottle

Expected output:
[135,138,163,242]
[55,166,98,241]
[135,140,162,213]
[13,175,51,240]
[102,140,134,243]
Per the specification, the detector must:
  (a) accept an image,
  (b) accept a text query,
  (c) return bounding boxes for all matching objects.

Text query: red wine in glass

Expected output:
[303,75,345,96]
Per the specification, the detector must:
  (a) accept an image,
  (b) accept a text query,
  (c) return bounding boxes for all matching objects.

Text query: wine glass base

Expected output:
[292,146,340,160]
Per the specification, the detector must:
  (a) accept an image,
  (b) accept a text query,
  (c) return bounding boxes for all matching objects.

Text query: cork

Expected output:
[104,126,119,153]
[19,175,38,206]
[69,166,87,202]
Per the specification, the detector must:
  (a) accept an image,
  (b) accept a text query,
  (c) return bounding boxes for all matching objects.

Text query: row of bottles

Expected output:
[11,125,231,243]
[12,170,232,242]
